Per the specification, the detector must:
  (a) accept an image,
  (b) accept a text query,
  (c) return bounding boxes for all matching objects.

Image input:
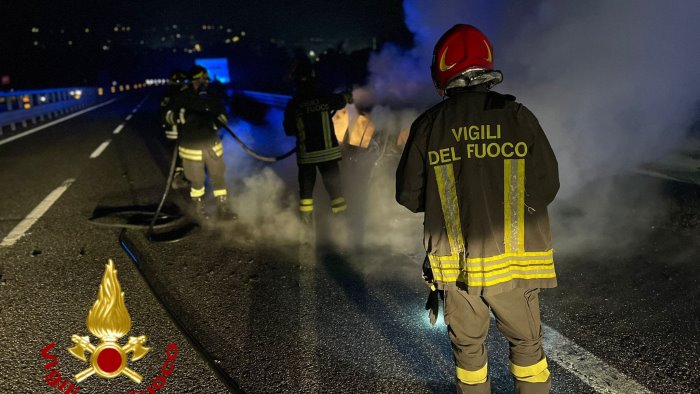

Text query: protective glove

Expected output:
[425,288,440,325]
[422,255,442,325]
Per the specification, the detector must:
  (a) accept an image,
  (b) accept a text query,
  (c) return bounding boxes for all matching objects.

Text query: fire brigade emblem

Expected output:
[67,259,150,383]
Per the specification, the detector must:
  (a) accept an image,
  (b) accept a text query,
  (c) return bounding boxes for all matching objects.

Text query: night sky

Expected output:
[1,0,412,46]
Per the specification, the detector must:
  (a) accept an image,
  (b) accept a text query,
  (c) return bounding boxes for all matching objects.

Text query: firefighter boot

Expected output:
[191,197,210,223]
[171,167,190,190]
[216,195,238,221]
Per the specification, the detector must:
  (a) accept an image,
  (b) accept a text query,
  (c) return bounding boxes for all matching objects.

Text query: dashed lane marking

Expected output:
[89,139,112,159]
[125,114,133,121]
[543,323,652,393]
[113,124,125,134]
[0,179,75,247]
[0,99,118,147]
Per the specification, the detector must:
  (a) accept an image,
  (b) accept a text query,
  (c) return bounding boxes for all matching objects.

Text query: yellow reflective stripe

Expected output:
[517,159,525,252]
[190,187,205,198]
[504,159,525,253]
[212,141,224,157]
[331,205,347,213]
[299,199,314,212]
[456,363,488,385]
[428,251,555,286]
[331,197,346,206]
[213,189,227,197]
[467,250,554,264]
[179,146,203,161]
[322,111,332,149]
[510,358,550,383]
[434,164,464,255]
[298,147,342,160]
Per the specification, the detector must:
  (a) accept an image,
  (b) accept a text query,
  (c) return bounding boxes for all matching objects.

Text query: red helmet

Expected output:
[431,24,496,91]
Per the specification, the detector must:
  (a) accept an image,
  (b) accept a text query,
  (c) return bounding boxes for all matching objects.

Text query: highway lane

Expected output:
[1,91,698,393]
[0,93,231,393]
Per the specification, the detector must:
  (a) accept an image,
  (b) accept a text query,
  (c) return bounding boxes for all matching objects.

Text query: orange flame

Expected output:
[86,260,131,341]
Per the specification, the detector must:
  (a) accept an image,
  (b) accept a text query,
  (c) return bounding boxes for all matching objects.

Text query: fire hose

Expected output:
[221,124,295,162]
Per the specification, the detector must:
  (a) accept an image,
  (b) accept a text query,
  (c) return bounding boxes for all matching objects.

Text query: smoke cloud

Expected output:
[222,0,700,261]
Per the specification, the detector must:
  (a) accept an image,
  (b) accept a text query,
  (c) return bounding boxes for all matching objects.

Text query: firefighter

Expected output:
[283,62,352,225]
[396,24,559,393]
[166,65,237,221]
[160,69,189,189]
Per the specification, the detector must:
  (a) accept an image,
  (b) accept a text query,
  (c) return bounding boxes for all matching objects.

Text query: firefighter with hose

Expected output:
[165,65,237,222]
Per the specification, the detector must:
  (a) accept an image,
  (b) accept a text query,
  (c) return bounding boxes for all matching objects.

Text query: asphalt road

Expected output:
[1,92,698,393]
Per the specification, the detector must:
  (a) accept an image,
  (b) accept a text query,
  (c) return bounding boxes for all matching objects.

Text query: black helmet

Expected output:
[189,65,209,81]
[291,61,316,85]
[169,69,187,85]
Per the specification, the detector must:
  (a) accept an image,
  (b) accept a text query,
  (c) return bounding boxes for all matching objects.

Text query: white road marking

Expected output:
[132,108,138,113]
[1,179,75,247]
[543,324,652,393]
[89,140,111,159]
[0,99,118,147]
[125,114,133,121]
[113,124,125,135]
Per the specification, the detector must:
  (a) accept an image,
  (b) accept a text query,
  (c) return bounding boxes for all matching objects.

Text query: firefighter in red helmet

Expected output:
[396,24,559,393]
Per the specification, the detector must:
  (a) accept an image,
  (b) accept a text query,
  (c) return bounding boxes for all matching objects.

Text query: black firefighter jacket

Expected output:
[283,92,347,165]
[396,89,560,295]
[167,86,228,161]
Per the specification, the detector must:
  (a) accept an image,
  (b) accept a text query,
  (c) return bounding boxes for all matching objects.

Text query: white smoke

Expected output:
[356,0,700,255]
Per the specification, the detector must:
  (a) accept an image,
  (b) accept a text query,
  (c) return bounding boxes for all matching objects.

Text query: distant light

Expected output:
[172,48,177,53]
[111,86,116,93]
[161,37,166,42]
[201,25,207,30]
[84,28,90,33]
[225,39,231,44]
[97,88,103,96]
[226,28,232,33]
[172,24,178,29]
[39,96,47,102]
[232,36,240,43]
[194,43,202,52]
[33,41,39,46]
[176,33,181,39]
[308,50,316,57]
[102,45,110,51]
[140,40,144,45]
[112,81,117,86]
[24,103,32,109]
[241,31,246,36]
[68,41,73,46]
[113,27,119,32]
[31,27,40,33]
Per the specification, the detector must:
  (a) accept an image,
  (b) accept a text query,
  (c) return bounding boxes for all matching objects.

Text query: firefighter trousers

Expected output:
[298,160,346,213]
[181,144,228,199]
[444,287,551,394]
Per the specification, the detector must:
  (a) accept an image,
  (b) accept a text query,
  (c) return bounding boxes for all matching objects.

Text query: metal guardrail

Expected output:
[0,83,148,135]
[0,87,107,134]
[235,90,291,108]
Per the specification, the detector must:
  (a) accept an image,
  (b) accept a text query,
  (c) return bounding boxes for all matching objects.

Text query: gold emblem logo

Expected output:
[439,47,457,72]
[67,259,150,383]
[483,40,492,63]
